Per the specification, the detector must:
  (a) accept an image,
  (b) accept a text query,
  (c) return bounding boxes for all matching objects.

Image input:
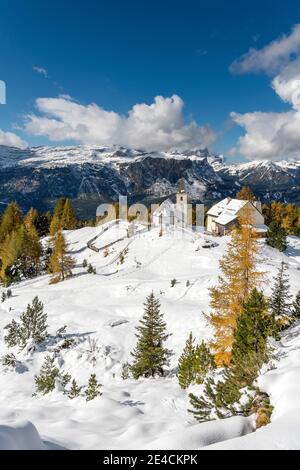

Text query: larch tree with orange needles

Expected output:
[208,204,264,366]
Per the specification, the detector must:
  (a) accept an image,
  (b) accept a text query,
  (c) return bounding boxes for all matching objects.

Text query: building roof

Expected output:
[208,198,255,226]
[206,197,232,217]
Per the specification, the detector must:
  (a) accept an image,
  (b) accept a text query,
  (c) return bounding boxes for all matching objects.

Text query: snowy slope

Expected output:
[0,224,299,449]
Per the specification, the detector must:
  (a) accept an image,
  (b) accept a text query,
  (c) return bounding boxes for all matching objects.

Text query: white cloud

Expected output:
[230,24,300,160]
[33,66,48,78]
[24,95,216,152]
[230,23,300,75]
[0,129,28,149]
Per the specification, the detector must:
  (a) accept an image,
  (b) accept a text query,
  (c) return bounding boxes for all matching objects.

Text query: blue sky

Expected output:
[1,0,300,162]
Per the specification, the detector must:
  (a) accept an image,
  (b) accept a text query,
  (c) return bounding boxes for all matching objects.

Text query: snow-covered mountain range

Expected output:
[0,144,299,216]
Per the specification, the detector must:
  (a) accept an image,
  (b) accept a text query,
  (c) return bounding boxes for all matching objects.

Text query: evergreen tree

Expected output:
[68,379,80,399]
[270,262,293,332]
[61,199,77,230]
[35,355,60,394]
[0,201,22,242]
[4,319,22,348]
[208,205,264,366]
[266,221,287,252]
[131,292,172,379]
[236,186,255,201]
[121,362,131,380]
[189,289,272,422]
[4,296,48,348]
[82,259,88,268]
[87,263,96,274]
[178,333,196,389]
[1,292,6,302]
[1,353,17,368]
[292,290,300,319]
[193,341,215,384]
[85,374,102,401]
[48,231,75,283]
[231,289,272,385]
[19,296,48,345]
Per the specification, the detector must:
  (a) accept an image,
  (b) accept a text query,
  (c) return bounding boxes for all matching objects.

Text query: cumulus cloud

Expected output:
[230,23,300,75]
[33,66,48,77]
[230,24,300,160]
[24,95,216,152]
[0,129,28,149]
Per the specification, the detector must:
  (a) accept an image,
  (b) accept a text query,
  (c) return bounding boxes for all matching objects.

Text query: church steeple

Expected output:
[178,177,186,194]
[176,178,188,206]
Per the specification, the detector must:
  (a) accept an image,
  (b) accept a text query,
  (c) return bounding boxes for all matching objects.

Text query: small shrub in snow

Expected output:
[186,280,190,287]
[68,379,81,399]
[4,296,48,349]
[1,353,17,368]
[121,362,131,380]
[56,325,67,338]
[103,248,109,258]
[170,279,177,288]
[82,259,88,268]
[1,292,6,303]
[87,263,96,274]
[35,355,60,395]
[85,374,102,401]
[6,289,12,298]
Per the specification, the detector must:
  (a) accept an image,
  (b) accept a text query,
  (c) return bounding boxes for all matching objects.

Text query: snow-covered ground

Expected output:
[0,222,299,450]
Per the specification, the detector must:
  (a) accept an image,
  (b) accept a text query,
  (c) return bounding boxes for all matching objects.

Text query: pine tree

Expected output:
[193,341,215,384]
[1,353,17,368]
[270,262,293,332]
[236,186,255,201]
[292,290,300,319]
[19,296,48,345]
[48,231,75,283]
[53,198,66,219]
[121,362,131,380]
[85,374,102,401]
[131,293,172,379]
[231,289,272,386]
[0,201,22,242]
[1,292,6,302]
[266,221,287,252]
[35,355,60,394]
[189,289,272,422]
[4,296,48,348]
[4,319,22,348]
[178,333,196,389]
[82,259,88,268]
[208,205,264,366]
[61,199,77,230]
[87,263,96,274]
[68,379,80,399]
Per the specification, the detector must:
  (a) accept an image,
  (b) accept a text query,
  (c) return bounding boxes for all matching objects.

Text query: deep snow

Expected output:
[0,222,299,450]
